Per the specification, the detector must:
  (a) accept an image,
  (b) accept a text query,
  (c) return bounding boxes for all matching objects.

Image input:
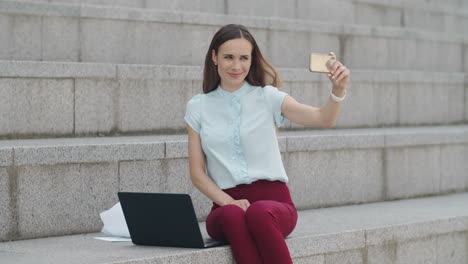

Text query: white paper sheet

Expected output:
[93,236,132,242]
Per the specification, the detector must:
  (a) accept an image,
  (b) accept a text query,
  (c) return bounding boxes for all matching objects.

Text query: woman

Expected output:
[184,24,349,264]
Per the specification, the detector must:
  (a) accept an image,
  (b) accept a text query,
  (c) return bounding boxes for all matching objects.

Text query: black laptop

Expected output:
[118,192,227,248]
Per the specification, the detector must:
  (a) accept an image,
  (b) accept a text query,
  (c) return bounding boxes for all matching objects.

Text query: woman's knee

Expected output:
[245,201,275,228]
[207,204,246,239]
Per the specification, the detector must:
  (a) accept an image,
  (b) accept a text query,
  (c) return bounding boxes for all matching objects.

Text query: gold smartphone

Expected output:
[309,53,336,73]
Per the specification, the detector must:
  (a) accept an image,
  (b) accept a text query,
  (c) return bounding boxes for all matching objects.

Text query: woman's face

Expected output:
[212,38,252,91]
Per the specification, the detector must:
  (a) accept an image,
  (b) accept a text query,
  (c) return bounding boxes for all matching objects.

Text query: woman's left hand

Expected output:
[326,52,350,91]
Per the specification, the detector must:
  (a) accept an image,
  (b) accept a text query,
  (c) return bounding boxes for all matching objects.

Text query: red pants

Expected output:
[206,180,298,264]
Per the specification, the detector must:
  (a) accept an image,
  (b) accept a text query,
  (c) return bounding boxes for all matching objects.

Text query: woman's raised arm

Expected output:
[281,52,350,128]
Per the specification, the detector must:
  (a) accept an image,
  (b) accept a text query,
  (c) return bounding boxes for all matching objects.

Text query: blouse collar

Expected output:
[216,81,251,99]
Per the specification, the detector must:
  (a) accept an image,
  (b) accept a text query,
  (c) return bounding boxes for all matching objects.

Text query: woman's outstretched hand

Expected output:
[326,52,350,92]
[227,199,251,211]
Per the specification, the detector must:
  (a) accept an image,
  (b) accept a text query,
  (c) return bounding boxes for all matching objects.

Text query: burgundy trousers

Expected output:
[206,180,298,264]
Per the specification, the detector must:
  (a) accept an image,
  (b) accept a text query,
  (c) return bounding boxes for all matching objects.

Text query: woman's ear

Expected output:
[211,49,217,65]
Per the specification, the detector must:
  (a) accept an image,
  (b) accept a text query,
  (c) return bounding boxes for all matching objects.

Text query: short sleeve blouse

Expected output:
[184,81,289,189]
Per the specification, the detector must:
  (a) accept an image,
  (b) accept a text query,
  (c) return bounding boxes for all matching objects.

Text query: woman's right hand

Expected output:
[227,199,251,211]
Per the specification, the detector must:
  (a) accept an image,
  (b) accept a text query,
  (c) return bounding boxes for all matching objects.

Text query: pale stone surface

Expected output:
[16,163,119,239]
[165,140,188,159]
[0,0,80,16]
[297,0,354,23]
[0,168,11,241]
[126,22,185,65]
[0,60,116,79]
[430,74,465,124]
[337,81,376,127]
[385,146,441,199]
[80,18,132,64]
[374,77,399,126]
[387,39,416,71]
[465,79,468,121]
[1,192,468,260]
[116,64,201,81]
[0,78,74,136]
[14,141,165,166]
[396,237,437,264]
[270,30,311,68]
[42,16,79,61]
[286,132,384,152]
[383,125,468,147]
[367,243,397,264]
[152,0,224,13]
[226,0,295,18]
[119,160,165,193]
[434,41,462,74]
[398,80,434,125]
[1,0,466,70]
[75,79,117,135]
[3,61,463,136]
[344,36,389,70]
[440,144,468,192]
[118,79,192,132]
[0,14,41,61]
[294,254,324,264]
[287,149,383,209]
[0,148,13,167]
[404,8,444,33]
[355,2,401,27]
[185,24,219,66]
[324,249,364,264]
[366,217,467,246]
[288,231,366,257]
[435,232,467,264]
[52,0,144,8]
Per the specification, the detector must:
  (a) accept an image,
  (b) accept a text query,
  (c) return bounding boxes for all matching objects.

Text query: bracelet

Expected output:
[330,90,346,102]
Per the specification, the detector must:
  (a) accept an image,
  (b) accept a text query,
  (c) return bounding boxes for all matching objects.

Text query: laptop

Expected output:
[118,192,228,248]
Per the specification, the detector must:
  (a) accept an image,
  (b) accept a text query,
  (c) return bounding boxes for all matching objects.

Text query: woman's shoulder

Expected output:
[187,93,204,105]
[259,85,287,98]
[261,85,280,92]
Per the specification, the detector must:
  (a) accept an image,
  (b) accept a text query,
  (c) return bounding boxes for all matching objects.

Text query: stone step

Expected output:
[9,0,468,35]
[0,60,466,139]
[0,1,466,72]
[1,191,467,263]
[1,126,467,241]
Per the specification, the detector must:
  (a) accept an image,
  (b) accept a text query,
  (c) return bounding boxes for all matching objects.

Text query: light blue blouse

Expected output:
[184,81,289,190]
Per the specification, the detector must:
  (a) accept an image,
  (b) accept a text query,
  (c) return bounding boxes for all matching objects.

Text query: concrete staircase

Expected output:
[0,0,467,263]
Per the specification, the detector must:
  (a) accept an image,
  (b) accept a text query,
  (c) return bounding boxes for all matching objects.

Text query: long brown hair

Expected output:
[203,24,281,94]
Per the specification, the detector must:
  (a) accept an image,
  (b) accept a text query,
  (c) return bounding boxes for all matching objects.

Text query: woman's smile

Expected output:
[228,72,243,78]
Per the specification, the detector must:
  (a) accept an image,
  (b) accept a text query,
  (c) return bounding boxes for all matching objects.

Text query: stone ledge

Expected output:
[0,0,464,43]
[0,192,467,263]
[0,60,116,78]
[0,60,465,84]
[0,126,467,165]
[7,0,468,26]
